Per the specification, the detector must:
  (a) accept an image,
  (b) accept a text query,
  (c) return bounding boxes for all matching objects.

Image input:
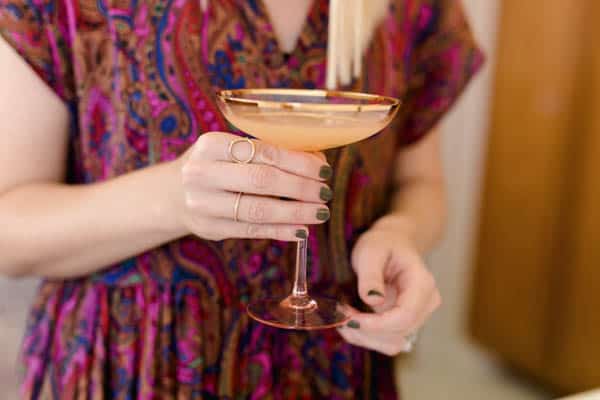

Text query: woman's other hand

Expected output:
[175,132,333,241]
[337,216,442,356]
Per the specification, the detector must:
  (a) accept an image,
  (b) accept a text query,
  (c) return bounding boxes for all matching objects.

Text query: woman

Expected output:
[0,0,483,398]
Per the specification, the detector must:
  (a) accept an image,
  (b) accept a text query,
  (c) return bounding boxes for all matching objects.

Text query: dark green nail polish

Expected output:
[316,208,330,221]
[319,165,333,180]
[320,186,333,201]
[368,289,384,297]
[295,229,308,239]
[347,320,360,329]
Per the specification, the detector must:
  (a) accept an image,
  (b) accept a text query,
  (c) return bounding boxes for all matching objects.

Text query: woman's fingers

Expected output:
[370,284,398,314]
[351,239,389,307]
[337,305,404,356]
[336,266,440,356]
[347,292,426,335]
[186,191,330,225]
[197,218,307,242]
[185,161,332,203]
[180,131,333,242]
[338,325,410,357]
[337,304,418,356]
[191,132,332,181]
[350,263,435,333]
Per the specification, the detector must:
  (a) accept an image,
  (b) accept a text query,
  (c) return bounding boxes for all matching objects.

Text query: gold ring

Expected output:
[233,192,243,222]
[228,138,256,164]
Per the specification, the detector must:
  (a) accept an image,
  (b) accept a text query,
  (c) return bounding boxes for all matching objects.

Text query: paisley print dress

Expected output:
[0,0,483,398]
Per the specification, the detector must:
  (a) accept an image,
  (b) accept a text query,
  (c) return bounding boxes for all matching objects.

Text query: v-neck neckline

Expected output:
[255,0,323,57]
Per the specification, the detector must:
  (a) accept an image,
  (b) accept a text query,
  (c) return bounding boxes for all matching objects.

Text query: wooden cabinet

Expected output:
[468,0,600,395]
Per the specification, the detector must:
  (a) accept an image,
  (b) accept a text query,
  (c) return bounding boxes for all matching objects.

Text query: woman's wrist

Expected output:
[371,213,421,251]
[153,158,190,239]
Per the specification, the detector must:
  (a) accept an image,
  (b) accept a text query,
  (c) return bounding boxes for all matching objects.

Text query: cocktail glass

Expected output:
[216,89,400,330]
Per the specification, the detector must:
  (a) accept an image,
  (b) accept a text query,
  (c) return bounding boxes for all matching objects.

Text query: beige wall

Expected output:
[0,277,37,394]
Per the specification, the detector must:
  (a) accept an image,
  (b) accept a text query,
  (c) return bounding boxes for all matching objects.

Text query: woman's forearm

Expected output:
[375,177,447,254]
[372,128,447,254]
[0,160,187,278]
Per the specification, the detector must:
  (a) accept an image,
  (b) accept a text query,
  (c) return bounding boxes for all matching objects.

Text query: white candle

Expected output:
[339,0,351,86]
[353,0,363,78]
[326,0,339,89]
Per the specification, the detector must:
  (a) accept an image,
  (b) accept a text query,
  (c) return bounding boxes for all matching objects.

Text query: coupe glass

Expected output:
[216,89,400,330]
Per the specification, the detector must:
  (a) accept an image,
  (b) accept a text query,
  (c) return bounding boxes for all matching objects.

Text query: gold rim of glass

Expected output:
[217,88,401,113]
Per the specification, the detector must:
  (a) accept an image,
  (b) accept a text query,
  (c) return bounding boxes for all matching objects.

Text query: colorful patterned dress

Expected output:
[0,0,483,398]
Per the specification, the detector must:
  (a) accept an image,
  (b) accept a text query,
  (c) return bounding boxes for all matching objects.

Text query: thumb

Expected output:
[352,241,389,307]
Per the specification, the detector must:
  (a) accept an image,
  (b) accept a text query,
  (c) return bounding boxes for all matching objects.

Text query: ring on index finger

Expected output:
[228,138,256,164]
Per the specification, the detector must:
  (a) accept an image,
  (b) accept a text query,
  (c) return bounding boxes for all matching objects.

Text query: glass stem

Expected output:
[292,238,308,298]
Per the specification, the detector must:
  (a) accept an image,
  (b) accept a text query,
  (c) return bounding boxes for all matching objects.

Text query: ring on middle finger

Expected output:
[233,192,243,222]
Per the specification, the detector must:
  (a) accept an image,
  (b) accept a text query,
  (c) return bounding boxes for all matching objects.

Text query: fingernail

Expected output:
[347,320,360,329]
[295,229,308,239]
[319,165,333,180]
[367,289,384,297]
[316,208,330,221]
[320,186,333,201]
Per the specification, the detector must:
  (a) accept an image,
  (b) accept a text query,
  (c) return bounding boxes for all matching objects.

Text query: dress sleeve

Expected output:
[396,0,485,146]
[0,0,74,102]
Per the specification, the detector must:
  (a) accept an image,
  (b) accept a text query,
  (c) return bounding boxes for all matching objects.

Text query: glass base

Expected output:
[247,295,350,330]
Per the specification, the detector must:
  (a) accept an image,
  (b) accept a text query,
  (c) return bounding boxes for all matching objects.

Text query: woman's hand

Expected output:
[176,132,333,241]
[337,216,441,356]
